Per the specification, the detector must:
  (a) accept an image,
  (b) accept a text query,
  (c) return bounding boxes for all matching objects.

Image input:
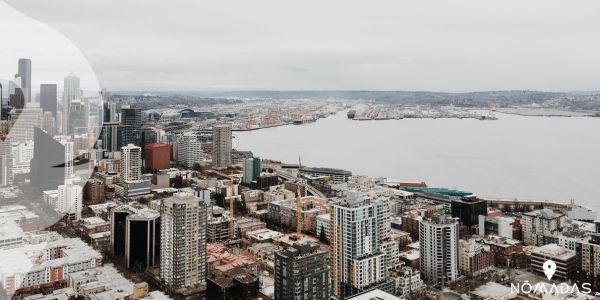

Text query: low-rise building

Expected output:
[530,244,577,281]
[267,195,328,234]
[458,238,494,277]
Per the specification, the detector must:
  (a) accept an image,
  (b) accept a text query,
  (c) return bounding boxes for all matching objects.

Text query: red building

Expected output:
[144,143,171,173]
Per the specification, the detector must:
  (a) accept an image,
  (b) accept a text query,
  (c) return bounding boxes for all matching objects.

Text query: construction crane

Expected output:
[229,183,236,241]
[296,188,302,238]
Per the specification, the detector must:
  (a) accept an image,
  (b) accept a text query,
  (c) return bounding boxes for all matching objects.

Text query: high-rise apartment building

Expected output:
[521,209,565,246]
[120,144,142,182]
[419,215,459,286]
[330,195,388,298]
[160,193,207,290]
[274,241,330,300]
[212,123,231,170]
[57,179,83,220]
[176,132,202,168]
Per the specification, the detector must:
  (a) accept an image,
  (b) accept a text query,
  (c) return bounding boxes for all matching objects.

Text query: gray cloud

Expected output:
[6,0,600,92]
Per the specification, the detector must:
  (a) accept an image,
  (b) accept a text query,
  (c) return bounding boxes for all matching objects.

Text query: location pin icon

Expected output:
[543,260,557,280]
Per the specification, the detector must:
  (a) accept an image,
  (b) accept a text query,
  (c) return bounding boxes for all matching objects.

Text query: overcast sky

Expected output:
[4,0,600,92]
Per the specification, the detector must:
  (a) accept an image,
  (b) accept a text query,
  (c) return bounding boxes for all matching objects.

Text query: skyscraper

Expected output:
[119,105,142,148]
[419,214,459,286]
[145,143,171,172]
[40,84,57,117]
[17,58,31,103]
[330,195,387,298]
[62,74,80,134]
[120,144,142,182]
[212,123,232,170]
[242,157,261,184]
[160,193,207,290]
[274,241,330,300]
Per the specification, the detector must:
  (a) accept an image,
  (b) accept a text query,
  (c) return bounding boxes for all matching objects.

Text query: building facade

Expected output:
[419,215,459,286]
[212,123,232,170]
[160,193,207,290]
[274,241,330,300]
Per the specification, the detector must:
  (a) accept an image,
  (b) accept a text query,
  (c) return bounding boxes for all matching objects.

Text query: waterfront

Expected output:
[235,110,600,213]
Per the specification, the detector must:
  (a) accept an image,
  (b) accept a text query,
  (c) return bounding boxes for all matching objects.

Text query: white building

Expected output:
[56,135,75,179]
[160,193,207,290]
[10,141,33,175]
[175,132,202,168]
[419,215,459,286]
[521,209,565,246]
[120,144,141,182]
[330,195,387,298]
[57,179,83,220]
[212,123,231,170]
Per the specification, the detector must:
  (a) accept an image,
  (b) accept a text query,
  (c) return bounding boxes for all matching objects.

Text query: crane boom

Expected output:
[229,183,235,241]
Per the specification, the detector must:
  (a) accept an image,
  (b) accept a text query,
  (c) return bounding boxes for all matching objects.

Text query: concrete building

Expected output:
[10,141,33,175]
[316,214,330,242]
[212,123,232,170]
[144,143,170,172]
[458,238,494,277]
[330,196,387,298]
[176,132,202,168]
[120,144,142,182]
[274,241,330,300]
[390,266,423,298]
[419,215,459,286]
[521,209,565,246]
[84,179,105,204]
[160,193,207,291]
[530,244,576,281]
[57,179,83,220]
[299,166,351,184]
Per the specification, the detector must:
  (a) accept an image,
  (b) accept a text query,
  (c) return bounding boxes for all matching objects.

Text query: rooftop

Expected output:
[532,243,576,261]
